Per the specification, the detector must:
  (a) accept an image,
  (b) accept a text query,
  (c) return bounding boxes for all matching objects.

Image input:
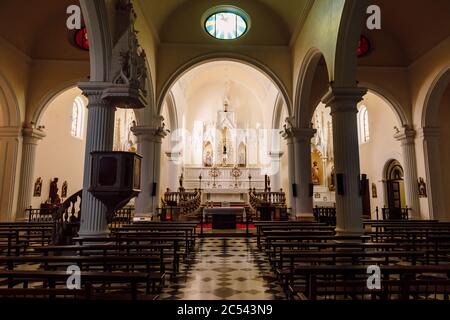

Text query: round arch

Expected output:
[359,82,410,128]
[156,53,292,118]
[421,67,450,128]
[0,73,21,127]
[163,91,179,131]
[32,81,80,126]
[295,47,329,128]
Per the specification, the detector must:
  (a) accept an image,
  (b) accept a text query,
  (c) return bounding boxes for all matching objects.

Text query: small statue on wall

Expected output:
[33,177,42,197]
[61,181,68,198]
[49,178,59,204]
[372,182,378,198]
[418,177,427,197]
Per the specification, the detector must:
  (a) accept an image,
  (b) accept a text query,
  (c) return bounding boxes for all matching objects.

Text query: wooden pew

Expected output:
[0,270,159,300]
[286,264,450,300]
[0,255,165,293]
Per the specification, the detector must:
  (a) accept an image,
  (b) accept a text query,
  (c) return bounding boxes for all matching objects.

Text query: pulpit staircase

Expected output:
[160,189,203,221]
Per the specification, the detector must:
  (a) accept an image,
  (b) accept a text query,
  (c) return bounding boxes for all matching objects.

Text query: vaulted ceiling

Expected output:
[0,0,89,60]
[136,0,313,45]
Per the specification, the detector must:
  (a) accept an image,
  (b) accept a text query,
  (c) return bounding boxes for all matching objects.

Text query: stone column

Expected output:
[281,130,297,217]
[16,125,46,221]
[322,86,367,235]
[132,126,167,217]
[165,151,182,191]
[78,84,116,237]
[0,126,21,221]
[394,127,420,219]
[420,127,445,220]
[268,151,284,191]
[293,128,316,218]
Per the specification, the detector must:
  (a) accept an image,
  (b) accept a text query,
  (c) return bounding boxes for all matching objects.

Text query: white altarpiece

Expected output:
[175,98,280,202]
[311,105,335,206]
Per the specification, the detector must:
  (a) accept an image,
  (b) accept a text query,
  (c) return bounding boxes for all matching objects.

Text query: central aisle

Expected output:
[159,238,285,300]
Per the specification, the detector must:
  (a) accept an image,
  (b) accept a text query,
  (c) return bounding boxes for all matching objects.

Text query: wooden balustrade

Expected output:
[160,189,202,221]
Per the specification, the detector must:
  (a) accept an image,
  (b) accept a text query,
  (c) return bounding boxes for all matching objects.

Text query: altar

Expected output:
[203,207,246,229]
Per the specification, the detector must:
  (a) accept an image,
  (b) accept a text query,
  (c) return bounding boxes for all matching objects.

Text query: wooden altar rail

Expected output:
[160,190,202,221]
[313,206,336,226]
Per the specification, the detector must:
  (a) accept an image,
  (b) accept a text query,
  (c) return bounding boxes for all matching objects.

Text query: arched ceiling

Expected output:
[0,0,89,60]
[136,0,313,45]
[359,0,450,67]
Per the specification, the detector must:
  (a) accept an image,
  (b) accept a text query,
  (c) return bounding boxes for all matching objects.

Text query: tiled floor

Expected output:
[159,237,286,300]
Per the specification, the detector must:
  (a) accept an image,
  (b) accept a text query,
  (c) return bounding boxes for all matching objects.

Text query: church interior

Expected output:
[0,0,450,303]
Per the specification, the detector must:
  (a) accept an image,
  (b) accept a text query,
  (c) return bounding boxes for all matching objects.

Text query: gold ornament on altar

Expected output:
[209,167,220,188]
[231,167,242,188]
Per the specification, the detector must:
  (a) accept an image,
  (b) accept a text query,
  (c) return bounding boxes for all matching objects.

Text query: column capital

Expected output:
[322,86,367,113]
[282,127,316,142]
[78,81,114,108]
[0,126,21,138]
[419,126,440,140]
[131,125,168,142]
[22,125,46,144]
[394,127,416,145]
[165,151,182,160]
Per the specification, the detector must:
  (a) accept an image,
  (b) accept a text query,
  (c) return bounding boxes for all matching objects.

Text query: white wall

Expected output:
[358,92,403,218]
[32,88,87,207]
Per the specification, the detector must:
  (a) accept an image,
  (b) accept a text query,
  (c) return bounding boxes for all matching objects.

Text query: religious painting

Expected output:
[61,181,68,198]
[418,177,427,198]
[371,183,377,198]
[33,177,42,197]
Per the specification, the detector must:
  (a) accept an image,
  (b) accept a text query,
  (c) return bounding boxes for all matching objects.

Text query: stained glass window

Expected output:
[205,11,247,40]
[74,27,89,50]
[71,97,84,138]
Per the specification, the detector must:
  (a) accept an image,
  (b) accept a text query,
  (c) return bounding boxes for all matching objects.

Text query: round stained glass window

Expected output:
[203,7,249,40]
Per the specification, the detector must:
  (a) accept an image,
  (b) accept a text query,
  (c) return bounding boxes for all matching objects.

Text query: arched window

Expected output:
[357,106,370,143]
[71,96,84,138]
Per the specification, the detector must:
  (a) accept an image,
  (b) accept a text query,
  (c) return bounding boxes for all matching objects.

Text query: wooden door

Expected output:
[387,181,401,219]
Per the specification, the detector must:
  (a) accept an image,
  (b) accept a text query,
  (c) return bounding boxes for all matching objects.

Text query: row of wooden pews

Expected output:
[256,219,450,300]
[0,220,199,300]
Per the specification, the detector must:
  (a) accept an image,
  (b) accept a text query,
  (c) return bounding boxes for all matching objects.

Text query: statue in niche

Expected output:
[179,173,184,191]
[312,161,320,185]
[371,183,377,198]
[204,151,213,167]
[49,178,59,204]
[33,177,42,197]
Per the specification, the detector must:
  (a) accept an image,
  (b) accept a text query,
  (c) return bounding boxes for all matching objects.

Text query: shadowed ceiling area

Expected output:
[137,0,312,45]
[0,0,89,60]
[359,0,450,67]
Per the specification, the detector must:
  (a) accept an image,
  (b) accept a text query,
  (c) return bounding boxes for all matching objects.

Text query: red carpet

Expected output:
[196,223,255,229]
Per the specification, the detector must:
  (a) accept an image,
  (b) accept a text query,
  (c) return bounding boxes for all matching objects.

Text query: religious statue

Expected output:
[49,178,59,204]
[418,177,427,197]
[179,173,184,190]
[33,177,42,197]
[371,182,377,198]
[61,181,68,198]
[312,161,320,185]
[329,166,335,191]
[204,151,212,167]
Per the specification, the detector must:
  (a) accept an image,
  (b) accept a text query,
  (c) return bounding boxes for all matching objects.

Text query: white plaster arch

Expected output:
[421,67,450,128]
[359,83,410,128]
[294,47,329,128]
[156,52,292,118]
[79,0,113,82]
[271,93,286,129]
[0,73,21,127]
